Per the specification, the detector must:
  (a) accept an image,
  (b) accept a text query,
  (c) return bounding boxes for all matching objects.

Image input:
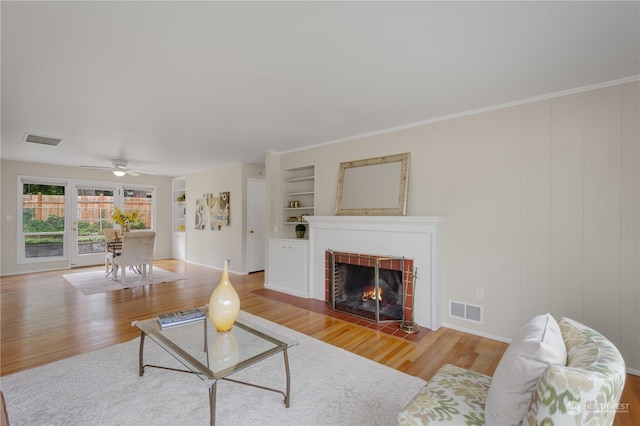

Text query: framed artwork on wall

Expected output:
[194,192,230,230]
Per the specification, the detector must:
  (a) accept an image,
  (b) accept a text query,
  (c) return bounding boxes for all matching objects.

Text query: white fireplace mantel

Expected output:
[304,216,446,330]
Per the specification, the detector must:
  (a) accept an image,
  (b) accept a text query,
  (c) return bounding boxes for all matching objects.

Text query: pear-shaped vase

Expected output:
[208,261,240,332]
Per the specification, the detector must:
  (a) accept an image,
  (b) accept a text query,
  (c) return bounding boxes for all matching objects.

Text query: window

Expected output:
[18,176,157,265]
[76,186,115,255]
[123,186,154,229]
[21,180,67,260]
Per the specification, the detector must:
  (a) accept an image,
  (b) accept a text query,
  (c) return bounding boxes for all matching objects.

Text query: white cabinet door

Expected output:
[267,238,309,297]
[171,177,187,260]
[172,232,186,260]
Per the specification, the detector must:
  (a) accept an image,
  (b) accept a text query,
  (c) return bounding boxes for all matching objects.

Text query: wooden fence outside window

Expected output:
[23,194,152,227]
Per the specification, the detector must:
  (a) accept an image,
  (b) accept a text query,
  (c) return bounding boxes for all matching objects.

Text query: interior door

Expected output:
[70,183,119,267]
[247,179,266,273]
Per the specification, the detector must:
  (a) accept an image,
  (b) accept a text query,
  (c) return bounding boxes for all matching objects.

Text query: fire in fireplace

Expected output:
[326,251,414,323]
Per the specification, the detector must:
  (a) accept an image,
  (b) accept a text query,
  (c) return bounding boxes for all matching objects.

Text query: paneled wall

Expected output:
[268,81,639,371]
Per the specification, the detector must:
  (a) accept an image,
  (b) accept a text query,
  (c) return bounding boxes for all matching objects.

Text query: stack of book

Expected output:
[158,308,205,328]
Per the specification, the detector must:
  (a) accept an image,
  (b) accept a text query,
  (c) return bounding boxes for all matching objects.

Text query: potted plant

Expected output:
[111,207,140,232]
[295,223,306,239]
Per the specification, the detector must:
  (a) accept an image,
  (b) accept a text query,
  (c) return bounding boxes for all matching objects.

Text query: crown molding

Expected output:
[280,75,640,155]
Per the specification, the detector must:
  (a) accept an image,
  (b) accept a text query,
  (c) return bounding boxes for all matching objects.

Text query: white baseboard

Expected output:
[264,283,309,299]
[441,321,511,344]
[184,259,243,275]
[626,367,640,377]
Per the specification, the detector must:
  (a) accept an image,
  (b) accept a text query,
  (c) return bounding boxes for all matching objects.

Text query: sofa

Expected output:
[398,315,626,425]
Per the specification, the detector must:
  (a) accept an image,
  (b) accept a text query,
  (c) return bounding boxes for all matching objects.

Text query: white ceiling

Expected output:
[2,1,639,177]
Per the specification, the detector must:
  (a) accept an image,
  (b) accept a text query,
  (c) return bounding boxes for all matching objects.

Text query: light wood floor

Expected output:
[1,259,638,424]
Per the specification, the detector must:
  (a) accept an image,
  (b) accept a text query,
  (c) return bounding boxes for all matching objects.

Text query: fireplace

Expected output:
[305,216,445,330]
[326,250,414,323]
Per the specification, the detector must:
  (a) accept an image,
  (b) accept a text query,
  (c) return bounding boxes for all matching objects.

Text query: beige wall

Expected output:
[0,160,173,276]
[184,163,264,274]
[0,161,265,276]
[267,81,640,372]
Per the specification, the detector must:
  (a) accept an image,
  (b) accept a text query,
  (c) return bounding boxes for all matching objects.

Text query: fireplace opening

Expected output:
[327,251,414,323]
[334,263,403,321]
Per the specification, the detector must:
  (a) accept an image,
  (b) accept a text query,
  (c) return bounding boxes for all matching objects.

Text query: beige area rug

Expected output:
[62,267,187,295]
[0,311,425,425]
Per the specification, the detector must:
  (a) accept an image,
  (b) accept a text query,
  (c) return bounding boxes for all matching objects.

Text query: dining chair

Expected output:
[104,228,121,241]
[112,231,156,284]
[104,229,122,274]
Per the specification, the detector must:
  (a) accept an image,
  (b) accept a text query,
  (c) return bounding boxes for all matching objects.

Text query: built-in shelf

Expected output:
[284,191,314,196]
[172,177,186,260]
[284,176,314,183]
[282,166,314,238]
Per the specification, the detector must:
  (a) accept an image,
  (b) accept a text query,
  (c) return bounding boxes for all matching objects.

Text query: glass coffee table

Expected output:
[132,307,297,425]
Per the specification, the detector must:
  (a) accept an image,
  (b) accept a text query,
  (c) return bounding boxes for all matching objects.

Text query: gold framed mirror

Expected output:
[335,152,410,216]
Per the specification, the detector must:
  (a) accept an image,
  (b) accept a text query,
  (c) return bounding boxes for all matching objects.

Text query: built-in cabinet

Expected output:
[172,177,186,260]
[282,166,314,239]
[266,165,313,297]
[266,238,309,297]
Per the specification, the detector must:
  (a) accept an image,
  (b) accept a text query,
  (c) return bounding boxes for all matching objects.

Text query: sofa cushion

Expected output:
[485,313,567,425]
[398,364,491,425]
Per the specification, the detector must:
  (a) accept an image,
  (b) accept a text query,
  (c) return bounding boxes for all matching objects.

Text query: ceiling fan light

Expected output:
[113,170,126,177]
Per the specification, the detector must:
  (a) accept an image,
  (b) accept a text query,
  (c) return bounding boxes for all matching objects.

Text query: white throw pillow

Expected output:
[485,313,567,425]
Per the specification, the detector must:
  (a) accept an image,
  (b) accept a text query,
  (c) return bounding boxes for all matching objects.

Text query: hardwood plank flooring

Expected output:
[1,259,638,424]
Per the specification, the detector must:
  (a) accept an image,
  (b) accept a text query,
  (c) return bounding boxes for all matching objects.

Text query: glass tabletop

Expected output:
[132,307,297,381]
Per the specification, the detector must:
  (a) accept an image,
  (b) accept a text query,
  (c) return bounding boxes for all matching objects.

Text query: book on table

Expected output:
[158,308,205,328]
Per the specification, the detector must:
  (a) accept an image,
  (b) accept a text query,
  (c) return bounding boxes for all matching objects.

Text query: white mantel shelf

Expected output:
[304,215,446,330]
[304,215,446,230]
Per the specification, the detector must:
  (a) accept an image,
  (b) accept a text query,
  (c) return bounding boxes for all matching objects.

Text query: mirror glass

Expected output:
[335,153,409,216]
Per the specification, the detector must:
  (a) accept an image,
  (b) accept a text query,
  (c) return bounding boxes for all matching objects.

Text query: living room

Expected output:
[1,1,638,424]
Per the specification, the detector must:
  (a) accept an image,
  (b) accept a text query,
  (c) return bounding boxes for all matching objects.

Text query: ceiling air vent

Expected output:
[24,134,63,146]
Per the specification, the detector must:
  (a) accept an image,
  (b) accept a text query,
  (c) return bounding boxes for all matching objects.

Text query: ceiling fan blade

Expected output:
[79,165,113,171]
[126,170,140,177]
[130,169,157,176]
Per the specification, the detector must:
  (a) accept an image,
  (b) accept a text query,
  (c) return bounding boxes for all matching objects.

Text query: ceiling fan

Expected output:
[80,159,156,177]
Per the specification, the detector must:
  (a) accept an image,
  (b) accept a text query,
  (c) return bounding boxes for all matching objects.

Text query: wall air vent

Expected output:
[24,134,63,146]
[449,300,483,324]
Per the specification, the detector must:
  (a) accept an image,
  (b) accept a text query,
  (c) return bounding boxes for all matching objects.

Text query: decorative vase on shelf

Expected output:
[208,260,240,333]
[295,223,306,239]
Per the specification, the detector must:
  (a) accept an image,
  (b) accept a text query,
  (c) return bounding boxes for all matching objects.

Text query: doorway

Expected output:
[70,184,118,267]
[246,178,265,273]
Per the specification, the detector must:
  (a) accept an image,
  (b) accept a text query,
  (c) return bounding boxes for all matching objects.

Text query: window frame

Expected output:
[17,176,70,264]
[17,176,157,265]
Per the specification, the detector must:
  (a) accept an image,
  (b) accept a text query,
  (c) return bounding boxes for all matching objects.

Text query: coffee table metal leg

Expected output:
[283,348,291,407]
[138,331,146,376]
[203,316,208,352]
[209,381,217,426]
